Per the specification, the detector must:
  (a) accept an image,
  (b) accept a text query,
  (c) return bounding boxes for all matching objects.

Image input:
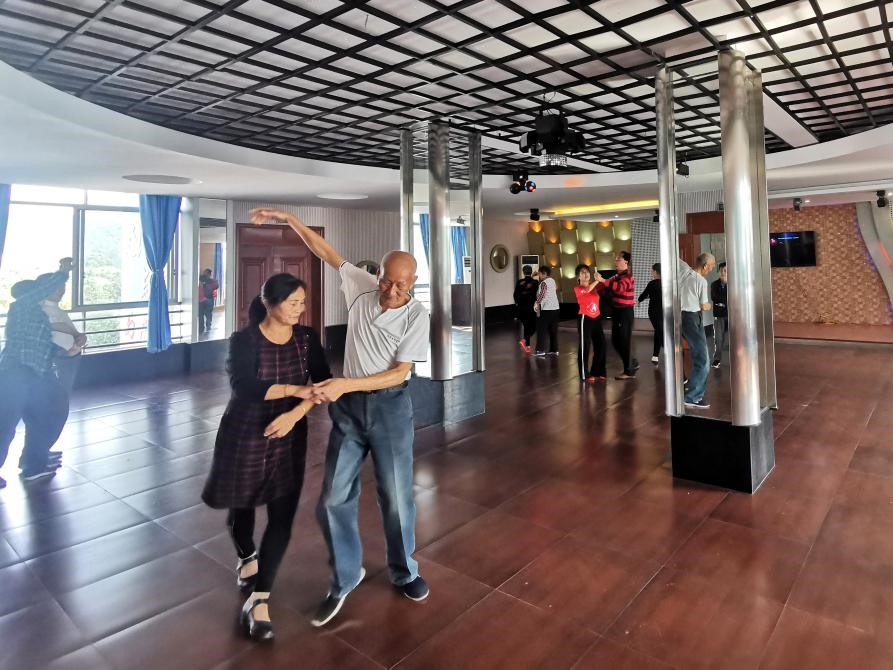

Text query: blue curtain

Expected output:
[0,184,10,271]
[213,243,223,305]
[139,195,181,353]
[418,213,430,263]
[450,226,468,283]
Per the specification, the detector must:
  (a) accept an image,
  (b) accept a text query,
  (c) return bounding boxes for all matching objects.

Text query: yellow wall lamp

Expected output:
[551,199,659,217]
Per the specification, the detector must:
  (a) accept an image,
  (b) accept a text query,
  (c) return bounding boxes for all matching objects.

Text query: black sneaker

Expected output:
[310,567,366,627]
[21,467,57,482]
[684,399,711,409]
[712,360,720,369]
[399,576,430,602]
[631,359,640,372]
[47,451,62,462]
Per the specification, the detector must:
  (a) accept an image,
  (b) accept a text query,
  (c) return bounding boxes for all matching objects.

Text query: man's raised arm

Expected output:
[250,208,344,269]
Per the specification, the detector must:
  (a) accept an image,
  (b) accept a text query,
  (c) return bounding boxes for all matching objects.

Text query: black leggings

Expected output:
[611,307,636,374]
[227,494,300,593]
[536,309,560,353]
[649,313,663,358]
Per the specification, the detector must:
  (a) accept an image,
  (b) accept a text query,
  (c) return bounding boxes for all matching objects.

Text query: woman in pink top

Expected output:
[573,264,606,383]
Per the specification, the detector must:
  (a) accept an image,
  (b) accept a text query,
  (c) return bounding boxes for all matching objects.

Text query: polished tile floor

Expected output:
[1,328,892,669]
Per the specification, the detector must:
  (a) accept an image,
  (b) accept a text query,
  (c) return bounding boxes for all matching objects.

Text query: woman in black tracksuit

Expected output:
[638,263,663,364]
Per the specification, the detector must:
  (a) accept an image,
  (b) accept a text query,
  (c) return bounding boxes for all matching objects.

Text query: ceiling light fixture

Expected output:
[122,174,194,184]
[519,108,585,168]
[793,197,802,211]
[317,193,368,200]
[551,199,659,217]
[530,208,540,221]
[509,170,536,195]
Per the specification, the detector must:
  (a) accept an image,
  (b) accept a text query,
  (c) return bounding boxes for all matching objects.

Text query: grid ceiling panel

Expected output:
[1,0,891,173]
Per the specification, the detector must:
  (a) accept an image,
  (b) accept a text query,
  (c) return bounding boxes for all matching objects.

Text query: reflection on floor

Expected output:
[1,328,892,668]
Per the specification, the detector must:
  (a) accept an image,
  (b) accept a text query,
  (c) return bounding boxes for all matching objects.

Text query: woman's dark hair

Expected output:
[574,263,591,277]
[538,265,551,276]
[652,262,661,273]
[248,273,306,326]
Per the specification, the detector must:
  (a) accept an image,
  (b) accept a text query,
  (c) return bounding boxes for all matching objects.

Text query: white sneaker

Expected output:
[651,356,659,364]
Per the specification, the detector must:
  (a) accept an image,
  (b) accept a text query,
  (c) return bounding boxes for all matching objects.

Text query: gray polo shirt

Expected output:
[340,261,430,379]
[678,259,709,313]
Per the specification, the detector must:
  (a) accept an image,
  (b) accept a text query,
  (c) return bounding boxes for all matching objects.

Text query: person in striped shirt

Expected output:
[602,251,639,379]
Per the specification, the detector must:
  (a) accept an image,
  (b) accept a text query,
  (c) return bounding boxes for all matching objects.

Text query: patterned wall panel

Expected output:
[769,204,892,325]
[232,201,399,326]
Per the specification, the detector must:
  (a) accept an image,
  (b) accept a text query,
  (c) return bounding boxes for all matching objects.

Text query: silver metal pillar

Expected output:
[746,70,778,410]
[719,49,761,426]
[428,121,453,380]
[399,128,414,254]
[469,131,486,372]
[655,67,683,417]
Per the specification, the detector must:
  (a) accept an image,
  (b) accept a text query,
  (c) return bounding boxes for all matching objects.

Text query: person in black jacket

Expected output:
[513,265,539,353]
[202,273,331,642]
[638,263,663,364]
[711,262,728,368]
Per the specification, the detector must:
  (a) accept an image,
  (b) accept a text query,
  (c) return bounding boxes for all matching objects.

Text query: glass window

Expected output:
[10,184,85,205]
[80,209,151,306]
[87,190,140,208]
[0,204,74,313]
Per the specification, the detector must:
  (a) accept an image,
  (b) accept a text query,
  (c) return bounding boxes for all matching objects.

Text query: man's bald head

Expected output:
[377,250,418,310]
[696,252,716,275]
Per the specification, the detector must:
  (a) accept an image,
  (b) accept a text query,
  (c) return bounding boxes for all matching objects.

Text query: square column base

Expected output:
[408,372,485,429]
[670,408,775,494]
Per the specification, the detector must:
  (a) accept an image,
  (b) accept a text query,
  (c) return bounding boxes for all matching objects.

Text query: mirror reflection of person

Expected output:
[679,253,715,409]
[711,263,728,368]
[638,263,663,364]
[250,207,431,628]
[602,251,639,379]
[198,268,219,334]
[202,273,330,641]
[513,264,539,354]
[41,258,86,392]
[0,271,71,487]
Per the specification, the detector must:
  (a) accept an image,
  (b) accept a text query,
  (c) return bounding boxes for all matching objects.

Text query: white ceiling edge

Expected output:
[0,61,396,187]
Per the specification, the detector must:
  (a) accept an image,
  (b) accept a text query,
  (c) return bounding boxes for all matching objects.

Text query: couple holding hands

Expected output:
[202,208,430,641]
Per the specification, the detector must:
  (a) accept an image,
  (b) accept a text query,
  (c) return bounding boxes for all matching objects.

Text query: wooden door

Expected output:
[236,224,324,336]
[681,211,725,265]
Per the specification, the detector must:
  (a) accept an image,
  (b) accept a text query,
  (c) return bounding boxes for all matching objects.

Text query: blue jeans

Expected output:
[681,311,709,403]
[317,386,418,597]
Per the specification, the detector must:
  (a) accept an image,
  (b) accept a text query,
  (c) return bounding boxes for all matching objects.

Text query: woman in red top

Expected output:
[574,264,606,383]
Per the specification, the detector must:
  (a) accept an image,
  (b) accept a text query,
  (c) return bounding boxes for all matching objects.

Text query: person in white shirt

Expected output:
[41,258,86,392]
[533,265,560,356]
[679,253,714,408]
[250,207,431,628]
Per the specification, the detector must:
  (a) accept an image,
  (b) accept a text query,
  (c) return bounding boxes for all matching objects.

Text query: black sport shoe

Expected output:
[712,360,720,369]
[310,567,366,627]
[684,399,711,409]
[21,467,56,482]
[399,576,430,602]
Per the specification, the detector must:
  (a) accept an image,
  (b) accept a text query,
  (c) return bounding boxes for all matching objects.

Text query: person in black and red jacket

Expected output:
[602,251,639,379]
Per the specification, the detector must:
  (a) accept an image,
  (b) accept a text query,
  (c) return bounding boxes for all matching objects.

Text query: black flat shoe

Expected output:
[240,597,274,642]
[236,552,258,591]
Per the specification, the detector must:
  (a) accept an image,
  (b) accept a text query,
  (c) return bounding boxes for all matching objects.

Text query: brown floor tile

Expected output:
[811,503,893,572]
[571,496,703,563]
[155,503,229,545]
[501,536,660,633]
[833,469,893,510]
[327,559,490,667]
[419,510,562,587]
[0,599,86,668]
[26,521,187,595]
[623,468,729,519]
[61,436,162,465]
[67,446,177,480]
[849,445,893,478]
[572,637,675,670]
[395,591,595,670]
[709,486,832,545]
[760,606,893,670]
[0,561,52,616]
[44,645,115,670]
[3,500,149,560]
[607,568,783,669]
[430,457,548,508]
[0,467,90,499]
[121,474,206,518]
[94,589,261,670]
[763,455,847,501]
[496,477,619,533]
[0,481,117,532]
[402,488,488,550]
[668,518,809,603]
[788,552,893,635]
[57,547,230,642]
[95,452,212,498]
[0,536,20,569]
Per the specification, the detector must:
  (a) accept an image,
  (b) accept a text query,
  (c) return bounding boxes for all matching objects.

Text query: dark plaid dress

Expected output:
[202,325,330,509]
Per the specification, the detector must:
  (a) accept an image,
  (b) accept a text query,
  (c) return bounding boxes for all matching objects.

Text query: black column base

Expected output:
[670,408,775,494]
[408,372,485,429]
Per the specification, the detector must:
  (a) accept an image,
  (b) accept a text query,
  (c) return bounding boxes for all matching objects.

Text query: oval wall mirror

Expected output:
[489,244,510,272]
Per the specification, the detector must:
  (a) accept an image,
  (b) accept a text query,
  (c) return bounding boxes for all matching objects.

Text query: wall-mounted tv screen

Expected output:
[770,231,816,267]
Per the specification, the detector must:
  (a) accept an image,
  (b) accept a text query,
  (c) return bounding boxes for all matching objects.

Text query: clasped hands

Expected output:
[264,379,351,440]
